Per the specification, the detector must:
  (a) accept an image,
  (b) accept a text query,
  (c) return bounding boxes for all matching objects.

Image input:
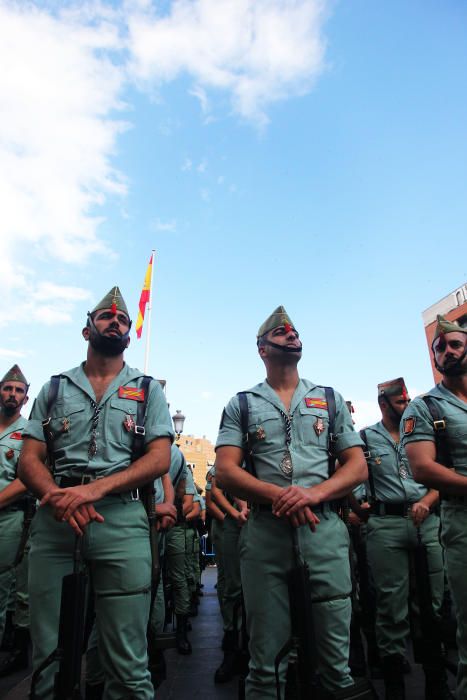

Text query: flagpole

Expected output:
[143,249,156,374]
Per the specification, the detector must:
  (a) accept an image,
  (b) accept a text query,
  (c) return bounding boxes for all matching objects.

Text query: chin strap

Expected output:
[261,339,303,353]
[87,312,132,341]
[433,348,467,376]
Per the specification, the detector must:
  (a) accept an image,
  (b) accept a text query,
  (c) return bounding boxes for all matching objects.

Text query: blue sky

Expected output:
[1,0,466,442]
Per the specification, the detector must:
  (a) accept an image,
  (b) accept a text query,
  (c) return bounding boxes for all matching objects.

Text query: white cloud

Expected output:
[0,348,27,359]
[33,282,92,303]
[152,218,177,232]
[127,0,329,124]
[0,0,330,324]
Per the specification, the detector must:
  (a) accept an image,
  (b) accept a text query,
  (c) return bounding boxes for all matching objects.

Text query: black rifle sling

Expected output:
[322,386,337,478]
[421,395,453,468]
[359,429,376,501]
[237,391,257,477]
[173,453,187,489]
[132,375,153,462]
[42,374,62,474]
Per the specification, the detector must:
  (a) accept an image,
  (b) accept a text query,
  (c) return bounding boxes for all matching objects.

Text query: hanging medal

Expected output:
[256,426,266,441]
[314,417,325,436]
[88,399,101,458]
[124,414,135,432]
[278,408,293,477]
[61,418,70,433]
[280,449,293,476]
[399,463,408,479]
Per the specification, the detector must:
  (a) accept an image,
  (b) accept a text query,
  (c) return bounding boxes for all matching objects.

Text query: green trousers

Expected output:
[241,508,353,699]
[440,503,467,699]
[165,524,192,615]
[184,525,197,596]
[222,514,243,632]
[0,509,27,637]
[366,512,444,659]
[29,496,153,700]
[211,518,226,624]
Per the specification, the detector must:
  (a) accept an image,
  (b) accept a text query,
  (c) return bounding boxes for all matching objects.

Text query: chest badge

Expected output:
[256,426,266,440]
[5,448,14,460]
[313,417,325,436]
[61,418,70,433]
[374,457,382,465]
[123,415,135,432]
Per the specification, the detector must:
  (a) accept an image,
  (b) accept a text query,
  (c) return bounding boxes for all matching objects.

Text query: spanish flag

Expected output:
[135,254,153,339]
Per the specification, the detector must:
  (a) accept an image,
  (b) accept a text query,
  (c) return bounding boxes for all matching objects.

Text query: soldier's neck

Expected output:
[266,366,299,412]
[381,416,400,443]
[0,410,21,432]
[84,351,125,403]
[441,374,467,403]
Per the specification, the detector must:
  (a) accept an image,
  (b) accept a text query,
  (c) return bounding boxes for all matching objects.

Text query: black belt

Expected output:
[55,475,139,501]
[3,499,30,513]
[370,501,416,517]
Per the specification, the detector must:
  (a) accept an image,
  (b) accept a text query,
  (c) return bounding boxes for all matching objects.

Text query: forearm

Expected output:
[97,438,171,497]
[310,452,368,504]
[211,484,238,518]
[18,441,56,497]
[186,501,201,521]
[0,478,28,509]
[162,473,175,504]
[417,489,440,509]
[206,493,225,521]
[406,442,467,493]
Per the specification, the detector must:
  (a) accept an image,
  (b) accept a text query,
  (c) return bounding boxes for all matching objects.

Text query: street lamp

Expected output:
[172,409,186,443]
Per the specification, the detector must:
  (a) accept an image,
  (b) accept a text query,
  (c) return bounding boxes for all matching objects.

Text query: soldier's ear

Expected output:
[82,327,90,341]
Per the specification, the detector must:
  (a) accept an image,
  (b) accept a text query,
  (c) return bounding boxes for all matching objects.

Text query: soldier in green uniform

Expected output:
[359,377,452,700]
[165,463,196,654]
[0,365,32,676]
[210,470,248,683]
[19,287,173,700]
[215,306,370,700]
[402,315,467,699]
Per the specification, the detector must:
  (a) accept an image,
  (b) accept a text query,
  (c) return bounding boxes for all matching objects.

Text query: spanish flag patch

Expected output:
[119,386,145,402]
[403,417,416,435]
[305,398,328,410]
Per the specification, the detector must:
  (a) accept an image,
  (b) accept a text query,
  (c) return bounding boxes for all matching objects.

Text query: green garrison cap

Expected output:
[1,364,29,387]
[433,314,467,342]
[257,306,295,338]
[91,286,129,318]
[378,377,409,400]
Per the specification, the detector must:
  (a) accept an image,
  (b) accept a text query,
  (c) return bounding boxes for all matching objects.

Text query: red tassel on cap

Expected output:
[284,323,293,333]
[111,302,117,314]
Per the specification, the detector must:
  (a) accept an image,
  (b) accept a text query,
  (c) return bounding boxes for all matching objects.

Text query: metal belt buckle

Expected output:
[130,488,139,501]
[134,425,146,436]
[433,419,446,431]
[80,474,92,485]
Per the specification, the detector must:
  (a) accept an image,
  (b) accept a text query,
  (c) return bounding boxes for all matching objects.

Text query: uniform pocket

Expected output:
[298,407,329,448]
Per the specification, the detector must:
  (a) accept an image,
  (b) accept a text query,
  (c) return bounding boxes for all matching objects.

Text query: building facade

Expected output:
[422,283,467,382]
[177,434,216,493]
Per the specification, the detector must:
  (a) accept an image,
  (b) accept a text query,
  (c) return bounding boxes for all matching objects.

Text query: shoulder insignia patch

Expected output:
[9,432,22,440]
[118,386,145,402]
[305,398,328,410]
[403,417,416,435]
